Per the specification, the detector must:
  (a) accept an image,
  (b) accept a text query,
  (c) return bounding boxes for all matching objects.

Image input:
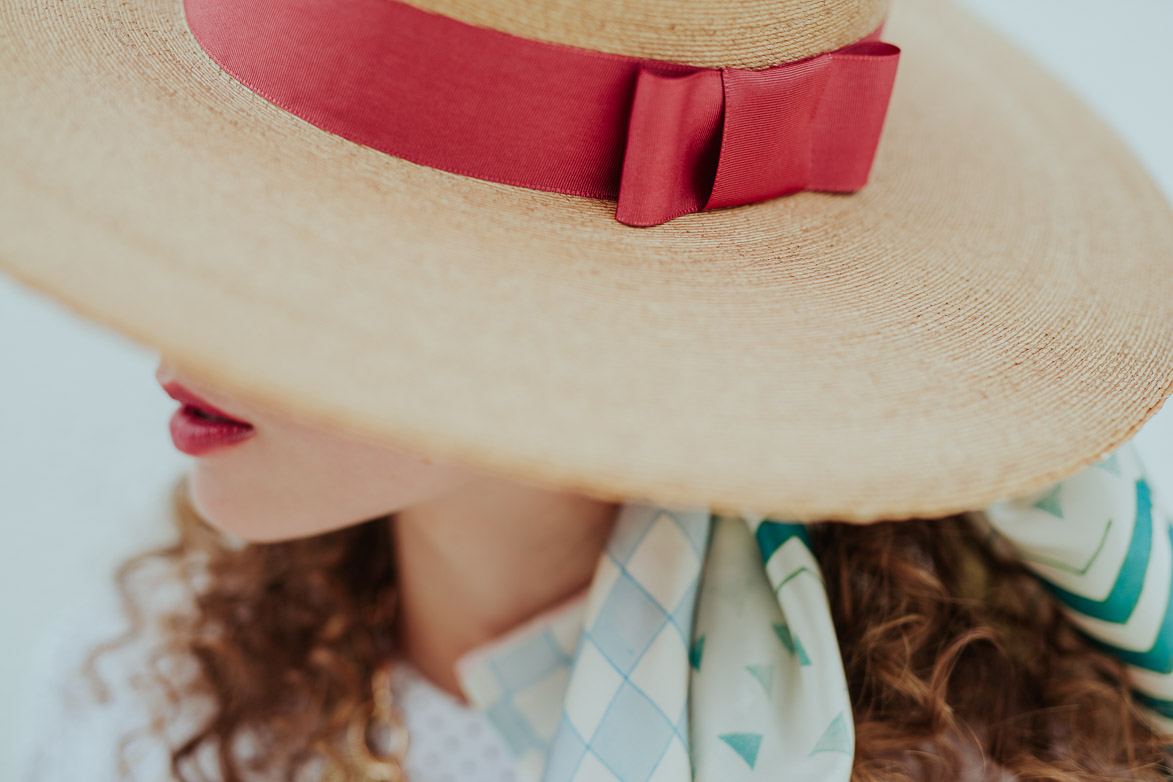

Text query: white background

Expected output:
[2,0,1173,775]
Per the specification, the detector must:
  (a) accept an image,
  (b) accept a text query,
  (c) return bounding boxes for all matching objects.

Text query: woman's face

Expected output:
[155,357,483,543]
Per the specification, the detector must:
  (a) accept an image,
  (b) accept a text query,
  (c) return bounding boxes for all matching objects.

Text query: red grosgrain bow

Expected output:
[617,40,900,226]
[185,0,900,227]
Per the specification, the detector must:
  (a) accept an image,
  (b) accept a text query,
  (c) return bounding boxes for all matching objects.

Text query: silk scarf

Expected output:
[455,438,1173,781]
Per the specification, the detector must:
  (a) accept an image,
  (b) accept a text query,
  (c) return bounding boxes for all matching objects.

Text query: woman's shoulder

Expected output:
[391,661,517,782]
[12,581,198,782]
[13,580,516,782]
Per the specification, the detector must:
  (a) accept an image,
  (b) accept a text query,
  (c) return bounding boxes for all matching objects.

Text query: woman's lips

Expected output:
[161,381,256,456]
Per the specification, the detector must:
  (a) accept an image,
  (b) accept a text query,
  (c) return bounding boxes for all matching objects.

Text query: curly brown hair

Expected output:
[80,475,1173,781]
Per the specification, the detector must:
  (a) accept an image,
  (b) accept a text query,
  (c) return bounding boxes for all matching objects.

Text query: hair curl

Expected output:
[81,476,1173,781]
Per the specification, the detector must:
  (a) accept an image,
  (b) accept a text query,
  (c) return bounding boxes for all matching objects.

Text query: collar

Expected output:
[454,504,854,782]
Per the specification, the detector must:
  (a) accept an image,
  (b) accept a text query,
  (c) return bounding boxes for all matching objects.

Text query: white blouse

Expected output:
[13,585,517,782]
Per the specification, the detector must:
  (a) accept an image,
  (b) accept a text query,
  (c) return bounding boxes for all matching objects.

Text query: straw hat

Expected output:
[1,0,1171,523]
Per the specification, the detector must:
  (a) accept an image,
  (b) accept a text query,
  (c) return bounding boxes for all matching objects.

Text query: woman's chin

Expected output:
[187,479,374,544]
[187,471,284,543]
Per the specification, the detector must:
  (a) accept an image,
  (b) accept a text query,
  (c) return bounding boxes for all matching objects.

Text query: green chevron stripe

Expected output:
[1043,480,1153,624]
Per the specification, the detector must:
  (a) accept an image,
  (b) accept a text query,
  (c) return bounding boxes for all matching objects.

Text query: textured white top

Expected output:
[13,585,517,782]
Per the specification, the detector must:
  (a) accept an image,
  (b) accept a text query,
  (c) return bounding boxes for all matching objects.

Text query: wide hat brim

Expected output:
[2,0,1172,522]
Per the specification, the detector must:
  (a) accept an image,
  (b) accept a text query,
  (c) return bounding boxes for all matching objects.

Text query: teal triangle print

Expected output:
[754,521,810,563]
[1096,453,1122,475]
[690,634,706,671]
[773,623,811,666]
[719,732,763,769]
[746,664,775,697]
[1033,485,1064,519]
[811,712,852,756]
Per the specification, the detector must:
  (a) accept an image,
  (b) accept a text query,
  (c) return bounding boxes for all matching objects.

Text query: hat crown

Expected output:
[403,0,892,69]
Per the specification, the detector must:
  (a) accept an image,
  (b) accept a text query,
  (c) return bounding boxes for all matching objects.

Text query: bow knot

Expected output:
[616,41,901,227]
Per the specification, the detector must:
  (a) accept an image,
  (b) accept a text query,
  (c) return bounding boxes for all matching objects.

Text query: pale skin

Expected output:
[155,358,621,699]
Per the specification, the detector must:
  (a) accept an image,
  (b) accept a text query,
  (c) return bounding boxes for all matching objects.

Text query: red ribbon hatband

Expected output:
[184,0,901,226]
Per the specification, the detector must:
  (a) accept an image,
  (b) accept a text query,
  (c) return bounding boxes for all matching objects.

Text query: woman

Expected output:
[4,0,1173,778]
[19,357,1172,782]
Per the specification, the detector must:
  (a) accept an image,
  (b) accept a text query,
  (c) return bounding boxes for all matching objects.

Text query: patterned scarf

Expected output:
[455,439,1172,781]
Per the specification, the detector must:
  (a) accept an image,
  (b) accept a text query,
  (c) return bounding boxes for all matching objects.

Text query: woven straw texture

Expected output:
[1,0,1172,522]
[399,0,890,68]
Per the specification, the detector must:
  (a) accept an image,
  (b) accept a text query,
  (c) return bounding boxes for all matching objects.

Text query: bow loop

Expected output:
[616,42,901,227]
[614,67,725,228]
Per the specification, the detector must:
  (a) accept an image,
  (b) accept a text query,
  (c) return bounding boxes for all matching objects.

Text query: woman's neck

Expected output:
[390,479,619,700]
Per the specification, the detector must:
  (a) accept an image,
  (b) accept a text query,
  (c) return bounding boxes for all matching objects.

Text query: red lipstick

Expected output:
[162,381,256,456]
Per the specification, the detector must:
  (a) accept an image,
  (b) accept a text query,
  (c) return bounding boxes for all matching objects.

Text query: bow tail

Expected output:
[690,514,854,781]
